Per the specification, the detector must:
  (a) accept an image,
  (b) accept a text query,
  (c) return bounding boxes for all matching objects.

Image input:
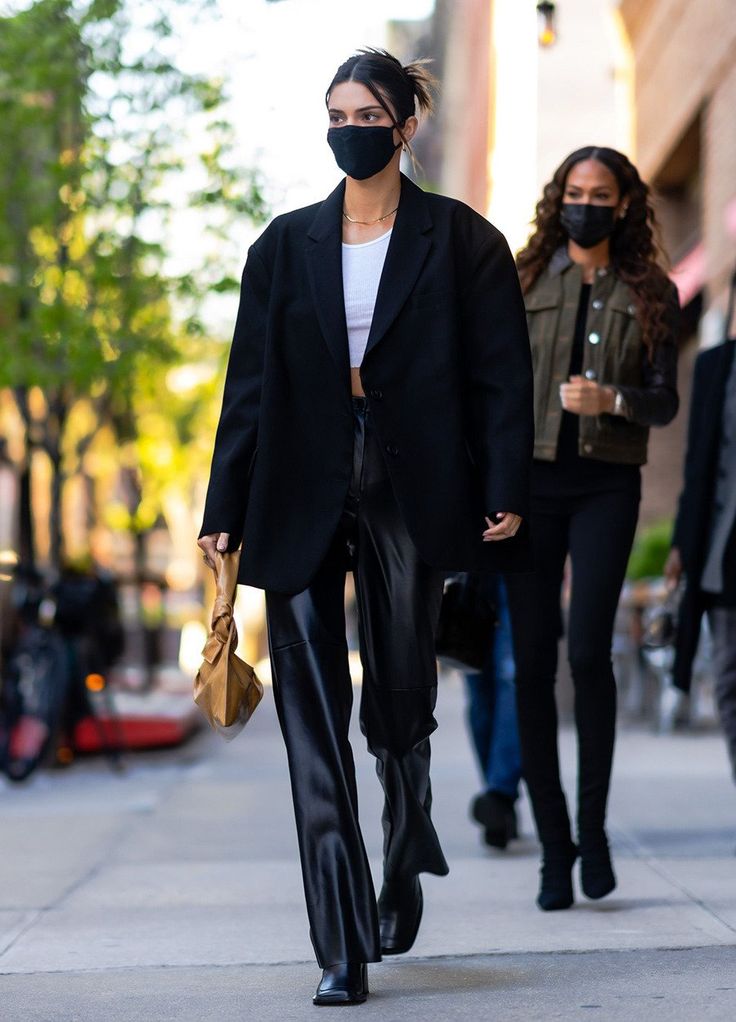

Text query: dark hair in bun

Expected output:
[326,48,436,158]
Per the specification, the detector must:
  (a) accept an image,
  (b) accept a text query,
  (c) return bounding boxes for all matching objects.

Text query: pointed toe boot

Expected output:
[313,962,368,1006]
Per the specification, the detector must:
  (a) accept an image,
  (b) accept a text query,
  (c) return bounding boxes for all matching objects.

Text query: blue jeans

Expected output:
[464,576,522,801]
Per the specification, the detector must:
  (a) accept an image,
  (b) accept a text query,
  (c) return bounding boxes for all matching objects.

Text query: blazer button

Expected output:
[584,369,597,380]
[583,443,593,453]
[592,299,604,311]
[588,331,601,345]
[370,389,383,400]
[386,443,399,457]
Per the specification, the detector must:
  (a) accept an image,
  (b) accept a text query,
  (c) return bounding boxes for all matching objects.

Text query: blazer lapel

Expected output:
[306,178,350,385]
[364,174,433,358]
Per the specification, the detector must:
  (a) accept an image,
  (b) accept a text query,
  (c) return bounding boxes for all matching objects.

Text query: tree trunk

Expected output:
[46,391,69,573]
[12,387,35,569]
[48,451,65,572]
[18,459,35,568]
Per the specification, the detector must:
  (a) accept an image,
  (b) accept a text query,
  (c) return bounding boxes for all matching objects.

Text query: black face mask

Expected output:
[327,125,401,181]
[560,203,617,249]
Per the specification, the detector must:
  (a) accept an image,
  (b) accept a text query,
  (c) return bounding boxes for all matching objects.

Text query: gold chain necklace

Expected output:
[342,205,398,226]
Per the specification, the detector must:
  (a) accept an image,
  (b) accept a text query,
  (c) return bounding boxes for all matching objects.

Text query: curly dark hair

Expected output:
[516,146,673,356]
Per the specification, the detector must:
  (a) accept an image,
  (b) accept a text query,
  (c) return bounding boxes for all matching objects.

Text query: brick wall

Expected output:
[620,0,736,186]
[438,0,492,212]
[704,59,736,309]
[619,0,736,525]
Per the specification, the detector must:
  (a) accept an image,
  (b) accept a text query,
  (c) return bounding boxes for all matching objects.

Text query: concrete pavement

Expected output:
[1,675,735,1020]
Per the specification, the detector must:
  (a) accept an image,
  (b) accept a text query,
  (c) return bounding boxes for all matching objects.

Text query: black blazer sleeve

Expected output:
[198,244,270,547]
[671,348,708,555]
[461,233,534,520]
[616,285,680,428]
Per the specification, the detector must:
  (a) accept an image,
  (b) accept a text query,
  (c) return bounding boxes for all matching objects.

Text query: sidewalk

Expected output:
[1,676,735,1021]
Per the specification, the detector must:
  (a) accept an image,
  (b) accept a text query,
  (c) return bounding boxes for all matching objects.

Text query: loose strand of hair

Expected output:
[403,58,438,116]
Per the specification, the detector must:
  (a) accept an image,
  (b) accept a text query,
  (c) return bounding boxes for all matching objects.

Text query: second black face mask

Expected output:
[327,125,400,181]
[560,203,617,249]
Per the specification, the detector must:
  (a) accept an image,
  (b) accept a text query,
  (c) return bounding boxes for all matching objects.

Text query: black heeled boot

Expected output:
[579,832,616,900]
[378,875,423,955]
[313,963,368,1006]
[537,841,578,911]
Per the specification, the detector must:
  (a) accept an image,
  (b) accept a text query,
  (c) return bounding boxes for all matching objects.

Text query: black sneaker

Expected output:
[471,790,519,849]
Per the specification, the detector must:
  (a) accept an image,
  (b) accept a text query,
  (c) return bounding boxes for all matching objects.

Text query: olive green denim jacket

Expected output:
[525,248,680,465]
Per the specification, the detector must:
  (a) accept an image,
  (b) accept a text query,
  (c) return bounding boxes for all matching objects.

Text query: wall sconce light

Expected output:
[537,1,557,47]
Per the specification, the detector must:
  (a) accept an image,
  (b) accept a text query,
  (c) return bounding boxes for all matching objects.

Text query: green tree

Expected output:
[0,0,267,571]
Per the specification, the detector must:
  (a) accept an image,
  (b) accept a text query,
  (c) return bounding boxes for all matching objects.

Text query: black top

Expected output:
[532,282,639,500]
[556,282,591,465]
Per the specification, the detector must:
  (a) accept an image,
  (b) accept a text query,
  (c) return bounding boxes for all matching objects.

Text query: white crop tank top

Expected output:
[342,229,392,368]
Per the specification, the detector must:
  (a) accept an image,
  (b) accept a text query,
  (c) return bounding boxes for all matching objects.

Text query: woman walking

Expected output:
[197,49,533,1005]
[506,146,679,912]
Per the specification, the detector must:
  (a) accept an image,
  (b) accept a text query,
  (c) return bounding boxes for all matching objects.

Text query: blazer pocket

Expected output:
[407,289,456,311]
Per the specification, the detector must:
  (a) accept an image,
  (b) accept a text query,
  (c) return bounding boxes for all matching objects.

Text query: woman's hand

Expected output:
[664,547,682,591]
[197,532,230,570]
[483,513,522,542]
[560,375,616,416]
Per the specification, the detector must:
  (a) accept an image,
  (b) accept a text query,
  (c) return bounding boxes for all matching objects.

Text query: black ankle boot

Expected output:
[313,963,368,1006]
[537,841,578,911]
[378,875,423,955]
[579,833,616,900]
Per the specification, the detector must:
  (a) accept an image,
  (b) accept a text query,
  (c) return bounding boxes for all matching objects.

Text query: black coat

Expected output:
[672,338,736,691]
[199,174,534,595]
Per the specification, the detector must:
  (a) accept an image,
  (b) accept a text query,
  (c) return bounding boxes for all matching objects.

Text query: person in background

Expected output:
[506,146,680,912]
[465,574,522,849]
[666,268,736,790]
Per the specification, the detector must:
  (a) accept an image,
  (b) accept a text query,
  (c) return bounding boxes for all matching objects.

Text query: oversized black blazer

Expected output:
[672,338,736,691]
[199,174,534,595]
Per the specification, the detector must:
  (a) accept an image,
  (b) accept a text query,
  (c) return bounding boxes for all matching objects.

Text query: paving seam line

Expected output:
[611,825,736,937]
[2,942,734,978]
[0,763,199,964]
[0,911,43,961]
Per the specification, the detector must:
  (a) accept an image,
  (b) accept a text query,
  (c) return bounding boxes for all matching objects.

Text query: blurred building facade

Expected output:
[620,0,736,332]
[392,0,632,246]
[617,0,736,520]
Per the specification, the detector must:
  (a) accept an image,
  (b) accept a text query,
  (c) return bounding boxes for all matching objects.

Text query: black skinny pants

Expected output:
[265,398,448,968]
[506,479,640,847]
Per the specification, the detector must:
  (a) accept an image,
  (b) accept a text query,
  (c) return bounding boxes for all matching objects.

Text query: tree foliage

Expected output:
[0,0,267,569]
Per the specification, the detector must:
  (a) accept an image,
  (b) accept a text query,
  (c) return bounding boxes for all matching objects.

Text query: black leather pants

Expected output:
[265,398,448,968]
